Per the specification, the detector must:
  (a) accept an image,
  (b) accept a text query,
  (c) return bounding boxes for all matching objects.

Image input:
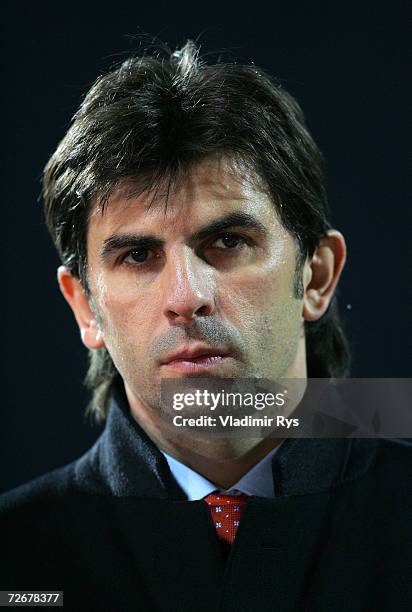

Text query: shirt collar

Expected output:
[162,443,283,501]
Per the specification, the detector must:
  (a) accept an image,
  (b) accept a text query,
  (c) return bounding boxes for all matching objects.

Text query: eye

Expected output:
[212,233,247,249]
[122,248,153,265]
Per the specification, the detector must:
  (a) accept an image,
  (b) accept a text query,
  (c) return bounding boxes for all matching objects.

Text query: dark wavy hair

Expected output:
[42,40,350,421]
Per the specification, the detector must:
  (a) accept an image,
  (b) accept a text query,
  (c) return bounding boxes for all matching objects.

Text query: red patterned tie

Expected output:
[204,493,249,544]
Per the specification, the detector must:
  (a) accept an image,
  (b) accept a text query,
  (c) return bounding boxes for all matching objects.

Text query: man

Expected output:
[1,41,410,611]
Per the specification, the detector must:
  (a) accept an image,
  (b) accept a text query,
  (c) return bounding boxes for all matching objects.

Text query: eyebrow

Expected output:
[100,235,164,261]
[99,211,268,260]
[190,212,268,242]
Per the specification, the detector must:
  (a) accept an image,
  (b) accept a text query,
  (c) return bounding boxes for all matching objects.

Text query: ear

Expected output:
[57,266,105,350]
[302,230,346,322]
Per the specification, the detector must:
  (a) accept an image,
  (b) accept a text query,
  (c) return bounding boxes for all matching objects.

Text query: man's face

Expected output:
[86,157,307,412]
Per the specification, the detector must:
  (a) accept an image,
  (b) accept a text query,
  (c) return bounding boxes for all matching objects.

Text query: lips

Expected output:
[161,345,231,365]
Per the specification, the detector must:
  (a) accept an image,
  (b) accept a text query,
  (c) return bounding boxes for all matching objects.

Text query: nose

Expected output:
[162,246,215,323]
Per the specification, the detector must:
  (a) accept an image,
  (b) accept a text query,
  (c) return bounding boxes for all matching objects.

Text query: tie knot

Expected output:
[204,493,249,544]
[204,493,248,507]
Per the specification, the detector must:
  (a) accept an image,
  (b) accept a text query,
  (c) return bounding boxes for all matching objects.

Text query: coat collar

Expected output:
[74,379,379,499]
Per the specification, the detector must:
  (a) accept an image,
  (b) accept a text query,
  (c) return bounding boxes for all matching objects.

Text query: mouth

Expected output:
[160,346,233,373]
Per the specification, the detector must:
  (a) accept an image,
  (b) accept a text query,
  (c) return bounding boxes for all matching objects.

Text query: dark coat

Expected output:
[1,386,411,612]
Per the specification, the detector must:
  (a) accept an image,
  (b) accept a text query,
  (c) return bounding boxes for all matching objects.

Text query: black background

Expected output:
[2,2,409,492]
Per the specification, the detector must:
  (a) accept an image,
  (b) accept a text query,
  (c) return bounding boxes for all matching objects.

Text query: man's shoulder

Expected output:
[345,437,411,477]
[333,438,412,515]
[372,438,412,481]
[9,425,119,508]
[0,463,76,513]
[0,438,106,516]
[374,437,412,465]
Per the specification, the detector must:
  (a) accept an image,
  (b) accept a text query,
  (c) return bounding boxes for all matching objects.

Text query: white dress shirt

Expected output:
[162,442,283,501]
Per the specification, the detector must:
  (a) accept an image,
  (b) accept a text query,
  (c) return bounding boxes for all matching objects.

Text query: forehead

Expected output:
[87,157,282,239]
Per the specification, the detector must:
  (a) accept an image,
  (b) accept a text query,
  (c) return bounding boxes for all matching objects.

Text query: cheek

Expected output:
[93,278,161,345]
[220,258,295,323]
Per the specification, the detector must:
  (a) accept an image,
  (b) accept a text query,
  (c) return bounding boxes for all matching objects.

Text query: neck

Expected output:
[162,436,283,488]
[124,386,285,488]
